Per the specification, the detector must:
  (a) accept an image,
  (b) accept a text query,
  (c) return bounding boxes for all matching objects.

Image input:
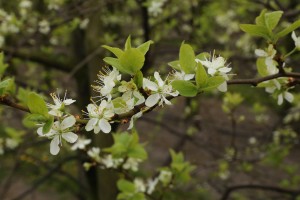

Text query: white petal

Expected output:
[207,68,217,76]
[184,74,195,81]
[87,104,97,113]
[99,119,111,133]
[50,136,60,155]
[85,118,98,131]
[62,132,78,143]
[218,67,231,73]
[64,99,76,105]
[199,60,211,68]
[154,72,164,87]
[61,115,76,130]
[284,92,294,103]
[49,110,63,117]
[218,81,227,92]
[292,31,297,42]
[145,93,160,107]
[255,49,267,57]
[143,78,158,91]
[94,125,101,134]
[37,127,44,136]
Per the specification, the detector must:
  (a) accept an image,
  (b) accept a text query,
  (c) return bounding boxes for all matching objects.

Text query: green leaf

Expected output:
[0,53,8,78]
[265,11,283,31]
[119,48,145,75]
[275,19,300,40]
[117,179,135,193]
[196,52,210,61]
[137,40,153,55]
[0,79,11,89]
[27,92,49,116]
[43,116,54,134]
[124,35,131,50]
[240,24,270,39]
[195,63,208,88]
[0,78,15,95]
[133,71,143,88]
[255,9,267,26]
[103,57,129,74]
[179,43,196,73]
[25,113,48,123]
[127,145,147,159]
[102,45,124,58]
[172,80,198,97]
[200,76,225,91]
[168,60,181,70]
[256,58,269,76]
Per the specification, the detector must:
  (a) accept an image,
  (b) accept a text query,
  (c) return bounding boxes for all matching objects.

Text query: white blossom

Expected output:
[85,100,114,134]
[146,178,159,194]
[122,158,142,171]
[118,81,145,105]
[128,111,143,130]
[47,91,76,117]
[71,137,91,150]
[37,116,78,155]
[79,18,89,29]
[264,79,294,105]
[292,31,300,50]
[87,147,101,162]
[101,155,123,168]
[5,138,18,149]
[255,44,276,58]
[92,67,121,100]
[143,72,179,107]
[196,53,231,92]
[134,178,146,193]
[19,0,32,9]
[38,20,50,34]
[158,170,172,184]
[169,70,194,81]
[148,0,167,17]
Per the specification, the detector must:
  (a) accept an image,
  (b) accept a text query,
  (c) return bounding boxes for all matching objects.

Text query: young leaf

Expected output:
[275,19,300,40]
[179,43,196,73]
[42,116,54,134]
[200,76,225,91]
[27,92,49,116]
[172,80,198,97]
[137,40,153,55]
[102,45,124,58]
[255,9,267,26]
[195,63,208,88]
[124,35,131,50]
[117,179,136,193]
[133,71,143,88]
[0,53,8,78]
[119,48,145,75]
[25,113,48,123]
[196,52,210,61]
[256,58,269,76]
[239,24,270,39]
[168,60,181,70]
[265,11,283,31]
[103,57,129,74]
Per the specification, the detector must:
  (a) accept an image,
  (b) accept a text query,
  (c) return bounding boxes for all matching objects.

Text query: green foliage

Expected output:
[27,92,49,117]
[179,43,196,74]
[117,179,145,200]
[195,63,208,88]
[256,58,269,76]
[200,76,225,92]
[169,149,196,183]
[105,132,147,160]
[275,19,300,40]
[133,71,143,88]
[0,78,16,96]
[103,36,152,75]
[222,92,244,113]
[0,53,8,79]
[168,60,181,71]
[171,80,197,97]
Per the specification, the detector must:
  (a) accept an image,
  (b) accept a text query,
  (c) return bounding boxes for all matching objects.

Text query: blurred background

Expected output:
[0,0,300,199]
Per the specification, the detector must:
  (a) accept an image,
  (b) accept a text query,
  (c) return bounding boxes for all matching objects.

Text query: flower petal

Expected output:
[50,136,60,155]
[64,99,76,105]
[85,118,98,131]
[255,49,267,57]
[218,81,227,92]
[61,115,76,130]
[62,132,78,143]
[145,93,160,107]
[99,119,111,133]
[154,72,164,87]
[277,93,283,105]
[143,78,158,91]
[284,92,294,103]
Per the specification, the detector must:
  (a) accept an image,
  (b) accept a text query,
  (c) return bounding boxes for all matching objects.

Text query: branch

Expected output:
[221,184,300,200]
[0,95,30,113]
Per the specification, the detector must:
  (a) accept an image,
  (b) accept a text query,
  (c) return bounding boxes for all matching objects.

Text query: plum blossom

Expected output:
[143,72,179,107]
[264,79,294,105]
[146,178,159,194]
[87,147,101,162]
[92,67,121,100]
[37,116,78,155]
[118,81,145,105]
[196,53,231,92]
[255,44,278,71]
[123,158,142,171]
[85,100,114,134]
[38,20,50,34]
[71,137,91,150]
[47,91,76,117]
[169,70,194,81]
